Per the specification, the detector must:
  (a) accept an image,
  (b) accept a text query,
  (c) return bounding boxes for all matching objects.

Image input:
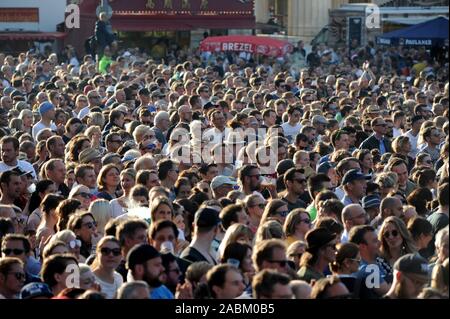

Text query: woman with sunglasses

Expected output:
[69,185,92,210]
[329,243,362,296]
[90,236,123,299]
[52,229,85,262]
[284,209,312,246]
[287,241,307,272]
[68,212,97,259]
[260,199,289,226]
[379,216,417,268]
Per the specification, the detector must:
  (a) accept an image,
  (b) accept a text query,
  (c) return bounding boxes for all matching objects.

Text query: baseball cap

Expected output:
[20,282,54,299]
[317,161,335,175]
[211,176,237,190]
[78,148,102,164]
[362,194,381,209]
[394,253,430,281]
[126,244,160,271]
[106,86,115,94]
[194,207,221,228]
[312,115,328,125]
[305,228,336,253]
[342,169,371,185]
[38,102,55,116]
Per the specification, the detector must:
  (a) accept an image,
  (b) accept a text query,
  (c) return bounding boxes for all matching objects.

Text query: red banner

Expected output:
[0,8,39,23]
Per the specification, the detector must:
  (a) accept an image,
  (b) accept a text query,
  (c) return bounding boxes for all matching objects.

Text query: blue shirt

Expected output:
[150,285,174,299]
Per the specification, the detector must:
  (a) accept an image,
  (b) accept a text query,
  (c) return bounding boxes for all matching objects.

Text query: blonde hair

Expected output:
[89,199,113,235]
[218,223,254,260]
[133,125,152,144]
[255,220,285,245]
[91,236,120,270]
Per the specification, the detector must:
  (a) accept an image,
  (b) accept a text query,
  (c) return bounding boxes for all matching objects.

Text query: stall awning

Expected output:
[111,15,255,31]
[0,32,67,41]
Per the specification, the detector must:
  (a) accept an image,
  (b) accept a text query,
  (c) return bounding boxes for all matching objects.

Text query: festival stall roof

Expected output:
[81,0,256,31]
[377,16,449,46]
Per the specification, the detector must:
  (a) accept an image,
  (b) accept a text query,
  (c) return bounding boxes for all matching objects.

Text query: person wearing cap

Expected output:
[317,161,338,188]
[20,282,53,299]
[31,102,57,139]
[180,207,221,265]
[384,253,430,299]
[298,228,337,283]
[312,115,328,138]
[360,117,392,156]
[210,176,236,200]
[362,194,382,221]
[126,244,174,299]
[78,147,103,175]
[341,169,370,206]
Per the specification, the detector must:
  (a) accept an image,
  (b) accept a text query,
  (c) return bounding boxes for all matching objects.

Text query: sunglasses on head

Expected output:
[100,247,121,256]
[2,248,25,256]
[69,239,82,249]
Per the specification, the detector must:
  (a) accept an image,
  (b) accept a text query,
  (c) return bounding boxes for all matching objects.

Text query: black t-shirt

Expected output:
[180,247,217,265]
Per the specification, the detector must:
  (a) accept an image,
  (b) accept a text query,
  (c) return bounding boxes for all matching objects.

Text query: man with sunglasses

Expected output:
[360,117,392,155]
[1,234,41,285]
[238,165,262,197]
[418,126,442,164]
[282,168,307,211]
[0,257,25,299]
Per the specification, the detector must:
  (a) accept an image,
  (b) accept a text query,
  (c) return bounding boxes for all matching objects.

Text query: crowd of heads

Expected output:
[0,39,448,299]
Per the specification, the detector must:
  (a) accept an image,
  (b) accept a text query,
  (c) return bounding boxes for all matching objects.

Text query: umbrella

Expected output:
[377,17,449,46]
[200,35,294,58]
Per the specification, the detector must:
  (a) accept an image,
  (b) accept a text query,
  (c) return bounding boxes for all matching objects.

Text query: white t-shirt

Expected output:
[393,127,402,138]
[204,127,231,146]
[403,130,419,158]
[78,106,91,120]
[94,272,123,299]
[0,160,37,179]
[281,122,302,143]
[110,199,126,218]
[32,121,57,139]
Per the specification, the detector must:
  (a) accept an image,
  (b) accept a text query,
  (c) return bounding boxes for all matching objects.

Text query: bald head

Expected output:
[342,204,367,229]
[290,280,312,299]
[380,196,403,219]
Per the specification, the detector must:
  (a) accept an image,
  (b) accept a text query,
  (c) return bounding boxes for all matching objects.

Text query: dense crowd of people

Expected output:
[0,36,448,300]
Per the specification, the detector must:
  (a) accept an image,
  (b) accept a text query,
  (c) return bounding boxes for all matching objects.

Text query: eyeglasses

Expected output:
[69,239,82,249]
[82,221,97,229]
[268,260,289,267]
[2,248,25,256]
[375,123,387,127]
[8,272,26,281]
[100,247,121,256]
[75,192,91,199]
[383,230,399,238]
[276,211,289,218]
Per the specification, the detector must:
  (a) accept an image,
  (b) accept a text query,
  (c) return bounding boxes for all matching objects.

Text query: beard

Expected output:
[143,269,163,288]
